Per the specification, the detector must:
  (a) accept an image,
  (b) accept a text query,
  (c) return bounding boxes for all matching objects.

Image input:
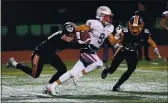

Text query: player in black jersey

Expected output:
[6,22,78,92]
[101,15,161,91]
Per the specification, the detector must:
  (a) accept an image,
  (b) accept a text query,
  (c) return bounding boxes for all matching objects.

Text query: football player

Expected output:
[160,1,168,30]
[46,6,117,95]
[6,22,78,93]
[101,15,161,91]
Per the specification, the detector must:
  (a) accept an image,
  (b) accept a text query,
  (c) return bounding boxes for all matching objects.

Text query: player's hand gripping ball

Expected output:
[80,31,91,41]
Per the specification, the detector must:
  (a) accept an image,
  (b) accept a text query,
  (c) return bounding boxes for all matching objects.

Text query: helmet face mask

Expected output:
[96,6,113,25]
[102,14,113,25]
[128,15,144,35]
[62,22,77,37]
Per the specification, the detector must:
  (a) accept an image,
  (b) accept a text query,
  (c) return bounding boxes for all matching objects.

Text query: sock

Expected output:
[13,61,18,67]
[50,82,58,89]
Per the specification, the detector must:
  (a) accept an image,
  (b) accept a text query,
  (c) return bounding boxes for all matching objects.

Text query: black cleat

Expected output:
[101,66,109,79]
[112,86,123,92]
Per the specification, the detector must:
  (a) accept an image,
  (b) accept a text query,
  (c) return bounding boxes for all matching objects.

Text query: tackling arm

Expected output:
[76,25,91,32]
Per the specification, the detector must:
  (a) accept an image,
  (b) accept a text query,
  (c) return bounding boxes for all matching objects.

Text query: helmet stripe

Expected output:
[133,16,139,26]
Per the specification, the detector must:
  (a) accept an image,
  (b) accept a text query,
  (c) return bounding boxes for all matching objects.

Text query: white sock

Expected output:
[12,61,18,67]
[50,82,58,89]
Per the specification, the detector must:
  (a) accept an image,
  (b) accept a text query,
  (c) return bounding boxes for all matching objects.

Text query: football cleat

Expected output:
[112,86,123,92]
[6,57,17,68]
[46,86,57,96]
[101,65,109,79]
[42,85,48,94]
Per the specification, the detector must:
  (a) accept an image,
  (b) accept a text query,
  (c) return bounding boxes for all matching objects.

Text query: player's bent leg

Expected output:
[6,57,37,77]
[49,53,68,83]
[6,57,18,68]
[101,48,124,79]
[113,52,138,92]
[85,59,103,73]
[112,71,133,92]
[47,60,85,94]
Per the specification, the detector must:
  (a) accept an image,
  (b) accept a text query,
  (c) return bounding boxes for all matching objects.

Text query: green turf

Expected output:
[1,59,168,103]
[2,59,167,75]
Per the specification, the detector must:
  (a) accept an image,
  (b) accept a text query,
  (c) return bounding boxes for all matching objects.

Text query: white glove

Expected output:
[116,25,122,34]
[154,48,161,58]
[114,25,123,40]
[114,43,123,48]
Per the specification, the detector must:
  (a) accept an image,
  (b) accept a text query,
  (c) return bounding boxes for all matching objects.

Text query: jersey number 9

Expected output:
[98,33,105,44]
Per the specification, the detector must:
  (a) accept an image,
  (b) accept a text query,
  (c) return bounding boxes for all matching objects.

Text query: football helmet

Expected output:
[96,6,113,25]
[128,15,144,35]
[62,22,77,36]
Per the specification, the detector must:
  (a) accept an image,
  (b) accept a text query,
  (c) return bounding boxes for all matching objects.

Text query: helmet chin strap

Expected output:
[104,21,111,25]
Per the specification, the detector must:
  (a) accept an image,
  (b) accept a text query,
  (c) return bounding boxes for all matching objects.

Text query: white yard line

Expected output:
[2,85,52,98]
[2,85,83,103]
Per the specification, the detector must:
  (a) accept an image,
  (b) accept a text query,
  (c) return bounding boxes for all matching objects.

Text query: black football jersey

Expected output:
[35,31,71,53]
[121,27,151,51]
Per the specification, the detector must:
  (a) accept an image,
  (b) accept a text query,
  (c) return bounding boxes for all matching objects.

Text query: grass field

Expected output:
[1,59,168,103]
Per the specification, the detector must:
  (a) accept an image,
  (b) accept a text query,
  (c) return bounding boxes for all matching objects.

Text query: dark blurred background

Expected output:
[1,0,168,51]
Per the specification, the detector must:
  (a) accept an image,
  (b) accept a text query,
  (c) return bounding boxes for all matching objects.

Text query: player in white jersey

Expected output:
[160,1,168,30]
[46,6,118,95]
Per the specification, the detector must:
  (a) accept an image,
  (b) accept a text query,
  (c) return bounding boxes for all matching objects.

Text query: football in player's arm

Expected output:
[46,6,118,95]
[75,20,117,46]
[101,15,161,92]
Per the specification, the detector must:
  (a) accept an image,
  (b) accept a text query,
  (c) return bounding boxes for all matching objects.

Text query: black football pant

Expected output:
[16,51,67,84]
[138,42,150,59]
[107,48,139,88]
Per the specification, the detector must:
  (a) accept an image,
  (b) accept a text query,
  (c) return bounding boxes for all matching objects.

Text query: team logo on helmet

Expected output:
[66,24,74,32]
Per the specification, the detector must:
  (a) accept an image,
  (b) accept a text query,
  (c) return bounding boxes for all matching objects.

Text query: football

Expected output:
[80,31,91,41]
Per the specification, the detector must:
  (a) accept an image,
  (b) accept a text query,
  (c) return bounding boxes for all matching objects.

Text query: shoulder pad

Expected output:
[86,19,103,30]
[144,29,151,36]
[144,29,150,34]
[106,24,114,33]
[122,27,129,33]
[162,11,168,18]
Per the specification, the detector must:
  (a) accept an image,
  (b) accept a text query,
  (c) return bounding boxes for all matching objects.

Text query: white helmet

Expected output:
[96,6,113,25]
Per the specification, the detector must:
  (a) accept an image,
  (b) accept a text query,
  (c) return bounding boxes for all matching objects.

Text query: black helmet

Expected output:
[62,22,77,36]
[128,15,144,35]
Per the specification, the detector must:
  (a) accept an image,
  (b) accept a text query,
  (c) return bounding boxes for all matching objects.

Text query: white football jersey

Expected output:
[162,10,168,18]
[86,19,114,48]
